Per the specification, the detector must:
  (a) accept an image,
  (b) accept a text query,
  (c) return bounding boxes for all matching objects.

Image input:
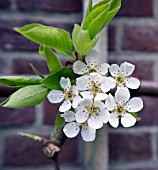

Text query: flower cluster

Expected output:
[47,50,143,142]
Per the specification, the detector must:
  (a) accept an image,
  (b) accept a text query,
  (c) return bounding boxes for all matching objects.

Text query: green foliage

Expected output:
[130,112,141,121]
[41,67,78,90]
[84,0,93,19]
[1,85,49,109]
[55,112,65,131]
[39,45,62,73]
[29,63,45,79]
[72,24,98,59]
[14,23,73,58]
[0,76,41,88]
[82,0,121,39]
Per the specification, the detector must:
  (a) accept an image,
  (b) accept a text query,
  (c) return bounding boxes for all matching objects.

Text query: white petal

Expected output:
[80,91,93,99]
[63,122,80,138]
[85,50,101,66]
[47,90,64,103]
[97,63,110,75]
[75,109,89,123]
[105,94,117,111]
[78,98,93,107]
[71,85,78,95]
[61,111,75,122]
[109,113,119,128]
[89,73,103,84]
[115,87,130,105]
[73,60,87,75]
[99,109,110,123]
[76,75,91,91]
[119,62,135,76]
[81,125,96,142]
[94,100,105,109]
[60,77,71,90]
[109,64,119,76]
[101,77,116,92]
[88,115,103,129]
[59,100,71,112]
[125,77,140,89]
[125,97,143,112]
[121,113,136,128]
[95,93,108,101]
[72,95,82,108]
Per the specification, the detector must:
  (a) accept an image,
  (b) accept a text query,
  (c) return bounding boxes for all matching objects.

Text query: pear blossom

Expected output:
[47,77,81,112]
[76,73,114,101]
[109,62,140,89]
[105,87,143,128]
[61,111,96,142]
[75,99,110,129]
[73,50,110,76]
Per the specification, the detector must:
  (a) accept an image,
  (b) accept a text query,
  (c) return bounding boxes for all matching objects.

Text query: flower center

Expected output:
[64,89,75,101]
[87,66,98,74]
[91,82,102,97]
[86,103,100,116]
[115,74,126,86]
[114,105,125,117]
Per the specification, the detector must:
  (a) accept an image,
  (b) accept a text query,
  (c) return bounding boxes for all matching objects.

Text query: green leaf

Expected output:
[82,3,109,30]
[41,67,78,90]
[1,85,49,109]
[39,45,62,73]
[72,24,98,59]
[84,0,93,19]
[55,112,65,131]
[82,0,121,39]
[14,23,73,57]
[29,63,45,79]
[130,112,141,121]
[0,76,41,88]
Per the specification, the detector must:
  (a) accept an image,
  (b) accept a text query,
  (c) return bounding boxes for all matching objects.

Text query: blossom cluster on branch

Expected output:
[47,50,143,142]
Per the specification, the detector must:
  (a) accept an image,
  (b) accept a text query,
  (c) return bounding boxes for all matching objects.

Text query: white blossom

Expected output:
[61,111,96,142]
[105,87,143,128]
[73,50,110,76]
[109,62,140,89]
[47,77,81,112]
[76,99,110,129]
[76,73,114,101]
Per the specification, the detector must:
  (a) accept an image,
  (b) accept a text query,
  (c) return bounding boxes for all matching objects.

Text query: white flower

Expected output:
[73,50,110,75]
[47,77,81,112]
[76,99,110,129]
[61,111,96,142]
[105,87,143,128]
[109,62,140,89]
[76,73,114,101]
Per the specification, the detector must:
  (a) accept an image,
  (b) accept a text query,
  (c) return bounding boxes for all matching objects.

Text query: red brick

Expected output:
[3,136,79,166]
[13,59,49,75]
[109,60,154,81]
[0,0,10,8]
[122,25,158,52]
[109,133,152,162]
[0,20,74,51]
[44,99,60,125]
[0,98,35,127]
[117,0,153,17]
[108,25,116,51]
[17,0,82,12]
[137,97,158,126]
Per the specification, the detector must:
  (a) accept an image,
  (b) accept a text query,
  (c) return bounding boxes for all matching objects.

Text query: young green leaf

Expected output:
[29,63,45,79]
[39,45,62,73]
[14,23,73,58]
[84,0,93,19]
[41,67,78,90]
[1,85,49,109]
[55,112,65,131]
[72,24,98,59]
[0,76,41,88]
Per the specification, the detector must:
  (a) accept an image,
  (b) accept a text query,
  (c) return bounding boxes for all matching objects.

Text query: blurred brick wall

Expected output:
[0,0,158,170]
[108,0,158,170]
[0,0,82,170]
